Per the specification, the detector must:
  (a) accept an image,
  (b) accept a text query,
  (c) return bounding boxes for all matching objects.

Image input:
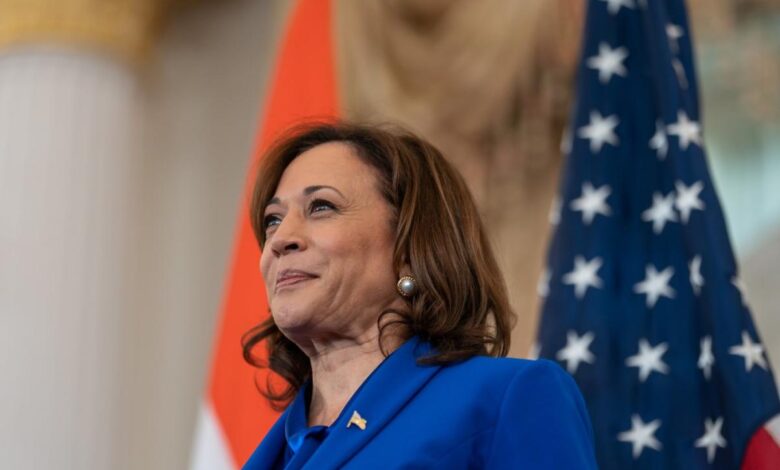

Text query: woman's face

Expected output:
[260,142,401,345]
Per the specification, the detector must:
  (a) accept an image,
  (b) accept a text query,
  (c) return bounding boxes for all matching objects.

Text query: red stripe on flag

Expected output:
[741,425,780,470]
[205,0,339,465]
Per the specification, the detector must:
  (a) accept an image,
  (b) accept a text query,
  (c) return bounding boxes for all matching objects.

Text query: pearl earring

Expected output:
[396,275,418,297]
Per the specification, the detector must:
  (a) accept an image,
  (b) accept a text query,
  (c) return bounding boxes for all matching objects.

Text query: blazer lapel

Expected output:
[302,336,442,470]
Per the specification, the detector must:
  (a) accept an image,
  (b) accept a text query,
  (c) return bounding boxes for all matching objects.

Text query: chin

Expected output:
[270,303,314,333]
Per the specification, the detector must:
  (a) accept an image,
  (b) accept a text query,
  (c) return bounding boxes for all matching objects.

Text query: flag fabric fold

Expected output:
[535,0,780,468]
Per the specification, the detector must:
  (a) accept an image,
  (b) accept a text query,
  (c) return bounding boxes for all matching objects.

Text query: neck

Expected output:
[300,330,405,427]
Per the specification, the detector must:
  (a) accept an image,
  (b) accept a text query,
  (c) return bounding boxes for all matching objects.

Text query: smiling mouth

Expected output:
[275,271,317,292]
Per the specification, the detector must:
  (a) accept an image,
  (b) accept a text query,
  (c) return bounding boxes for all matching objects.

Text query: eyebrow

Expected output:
[267,185,345,207]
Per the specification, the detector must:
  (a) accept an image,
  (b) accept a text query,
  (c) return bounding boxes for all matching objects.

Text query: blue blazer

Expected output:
[244,336,597,469]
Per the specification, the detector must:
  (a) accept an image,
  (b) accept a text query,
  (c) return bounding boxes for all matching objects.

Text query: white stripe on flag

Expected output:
[189,400,237,470]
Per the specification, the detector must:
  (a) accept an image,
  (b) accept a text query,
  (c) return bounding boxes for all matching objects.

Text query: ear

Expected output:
[397,258,413,278]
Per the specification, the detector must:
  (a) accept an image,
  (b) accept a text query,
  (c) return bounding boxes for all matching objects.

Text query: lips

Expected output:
[275,269,317,292]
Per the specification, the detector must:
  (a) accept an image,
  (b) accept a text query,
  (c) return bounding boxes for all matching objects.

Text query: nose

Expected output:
[267,212,307,256]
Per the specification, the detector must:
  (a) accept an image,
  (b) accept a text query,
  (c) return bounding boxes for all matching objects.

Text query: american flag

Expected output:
[535,0,780,468]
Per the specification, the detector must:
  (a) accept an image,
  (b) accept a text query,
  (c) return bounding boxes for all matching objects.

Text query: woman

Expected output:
[242,122,597,469]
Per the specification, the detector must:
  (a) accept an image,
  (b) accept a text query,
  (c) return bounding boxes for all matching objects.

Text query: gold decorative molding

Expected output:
[0,0,192,62]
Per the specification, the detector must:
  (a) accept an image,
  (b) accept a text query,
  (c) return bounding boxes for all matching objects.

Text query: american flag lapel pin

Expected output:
[347,411,367,430]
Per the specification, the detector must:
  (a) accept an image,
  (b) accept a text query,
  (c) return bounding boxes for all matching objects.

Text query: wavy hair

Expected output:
[242,121,516,409]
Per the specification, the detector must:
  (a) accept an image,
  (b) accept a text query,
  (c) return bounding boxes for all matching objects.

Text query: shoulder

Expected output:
[430,355,596,467]
[438,354,576,394]
[451,355,590,425]
[481,357,592,428]
[426,355,590,428]
[445,357,597,468]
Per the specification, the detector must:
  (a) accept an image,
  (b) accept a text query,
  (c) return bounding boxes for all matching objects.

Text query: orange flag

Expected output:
[190,0,339,467]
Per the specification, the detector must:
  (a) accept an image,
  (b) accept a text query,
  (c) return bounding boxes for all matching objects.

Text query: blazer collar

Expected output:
[301,335,442,469]
[243,336,442,470]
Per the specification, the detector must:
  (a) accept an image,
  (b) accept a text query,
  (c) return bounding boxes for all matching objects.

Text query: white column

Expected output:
[0,48,143,469]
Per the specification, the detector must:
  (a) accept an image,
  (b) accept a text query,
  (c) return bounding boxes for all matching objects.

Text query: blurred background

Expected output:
[0,0,778,468]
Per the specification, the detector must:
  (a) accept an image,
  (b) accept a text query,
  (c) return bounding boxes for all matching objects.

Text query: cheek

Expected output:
[259,251,273,286]
[326,227,380,262]
[343,226,396,281]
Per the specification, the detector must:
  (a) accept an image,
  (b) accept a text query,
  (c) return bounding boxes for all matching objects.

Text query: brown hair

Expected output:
[242,121,516,408]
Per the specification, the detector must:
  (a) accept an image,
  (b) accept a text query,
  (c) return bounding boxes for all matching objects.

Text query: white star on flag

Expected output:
[618,414,663,459]
[689,255,704,295]
[587,42,629,84]
[695,417,727,464]
[556,330,596,374]
[666,23,684,54]
[642,191,678,234]
[626,339,670,382]
[549,196,562,226]
[698,335,715,380]
[570,182,612,225]
[729,331,767,372]
[563,256,604,299]
[675,180,705,223]
[649,120,668,160]
[537,268,551,298]
[732,276,749,308]
[672,58,689,89]
[634,264,675,308]
[667,110,702,150]
[578,111,620,154]
[601,0,635,15]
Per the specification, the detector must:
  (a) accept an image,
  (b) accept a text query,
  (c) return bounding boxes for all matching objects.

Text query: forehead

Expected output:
[274,141,377,195]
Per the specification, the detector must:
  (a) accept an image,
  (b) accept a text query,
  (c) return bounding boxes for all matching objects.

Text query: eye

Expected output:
[309,198,336,214]
[263,214,281,231]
